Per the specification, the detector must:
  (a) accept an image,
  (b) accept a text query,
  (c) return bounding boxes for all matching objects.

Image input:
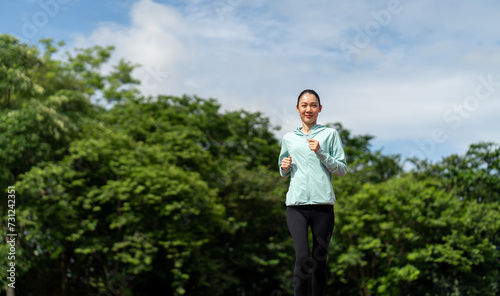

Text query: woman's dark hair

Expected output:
[297,89,321,106]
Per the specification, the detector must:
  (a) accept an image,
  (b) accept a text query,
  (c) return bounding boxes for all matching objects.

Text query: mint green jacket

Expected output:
[278,124,347,206]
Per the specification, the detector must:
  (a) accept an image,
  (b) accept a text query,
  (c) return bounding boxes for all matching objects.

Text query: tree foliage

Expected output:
[331,176,500,296]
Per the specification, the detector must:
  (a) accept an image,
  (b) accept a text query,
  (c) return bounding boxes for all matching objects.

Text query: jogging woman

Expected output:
[278,89,347,296]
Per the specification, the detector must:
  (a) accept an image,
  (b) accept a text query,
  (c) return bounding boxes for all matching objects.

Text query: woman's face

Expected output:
[296,93,322,125]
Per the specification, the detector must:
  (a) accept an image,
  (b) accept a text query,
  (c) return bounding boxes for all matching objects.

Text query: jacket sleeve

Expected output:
[315,129,347,177]
[278,138,291,178]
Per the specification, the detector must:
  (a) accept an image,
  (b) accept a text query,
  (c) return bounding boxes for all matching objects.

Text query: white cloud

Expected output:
[74,0,192,94]
[72,0,500,160]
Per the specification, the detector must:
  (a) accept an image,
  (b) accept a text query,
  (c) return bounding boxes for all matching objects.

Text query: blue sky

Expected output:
[2,0,500,163]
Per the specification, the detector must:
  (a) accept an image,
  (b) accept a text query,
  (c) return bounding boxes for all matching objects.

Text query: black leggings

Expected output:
[286,205,335,296]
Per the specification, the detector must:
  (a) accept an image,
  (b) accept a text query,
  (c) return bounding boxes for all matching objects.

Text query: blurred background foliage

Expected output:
[1,34,499,296]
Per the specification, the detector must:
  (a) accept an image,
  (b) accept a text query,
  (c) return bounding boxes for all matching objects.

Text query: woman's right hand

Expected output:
[281,156,292,171]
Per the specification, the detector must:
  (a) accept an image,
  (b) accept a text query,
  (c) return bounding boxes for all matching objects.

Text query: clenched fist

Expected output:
[308,139,320,152]
[281,156,292,171]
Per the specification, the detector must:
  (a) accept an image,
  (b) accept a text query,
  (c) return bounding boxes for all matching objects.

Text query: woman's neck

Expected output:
[301,122,316,135]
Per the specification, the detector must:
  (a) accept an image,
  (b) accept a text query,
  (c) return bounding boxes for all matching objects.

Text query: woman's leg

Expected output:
[310,205,334,296]
[286,206,311,296]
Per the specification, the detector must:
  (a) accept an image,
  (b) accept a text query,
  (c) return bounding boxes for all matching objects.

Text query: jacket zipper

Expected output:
[306,133,311,202]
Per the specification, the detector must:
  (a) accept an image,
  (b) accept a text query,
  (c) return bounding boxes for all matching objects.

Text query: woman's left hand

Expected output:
[308,139,320,152]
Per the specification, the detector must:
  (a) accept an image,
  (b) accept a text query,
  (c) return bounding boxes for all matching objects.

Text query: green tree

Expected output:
[1,35,146,295]
[8,87,291,295]
[0,36,139,187]
[431,142,499,203]
[14,121,226,295]
[329,122,402,198]
[104,94,291,295]
[0,34,43,109]
[329,174,500,296]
